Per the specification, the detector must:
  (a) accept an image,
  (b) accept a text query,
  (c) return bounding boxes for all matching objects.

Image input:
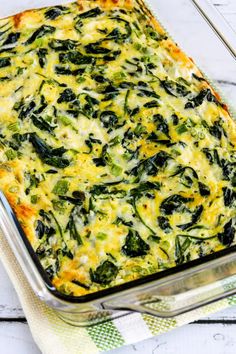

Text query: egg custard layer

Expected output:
[0,0,236,297]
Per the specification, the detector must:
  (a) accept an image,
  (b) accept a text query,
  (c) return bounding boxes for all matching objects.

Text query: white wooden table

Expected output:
[0,1,236,353]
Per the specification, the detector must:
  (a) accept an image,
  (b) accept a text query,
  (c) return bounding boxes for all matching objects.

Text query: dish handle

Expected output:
[103,258,236,318]
[191,0,236,60]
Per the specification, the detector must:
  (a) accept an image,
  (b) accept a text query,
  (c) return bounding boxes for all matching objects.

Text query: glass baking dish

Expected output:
[0,0,236,326]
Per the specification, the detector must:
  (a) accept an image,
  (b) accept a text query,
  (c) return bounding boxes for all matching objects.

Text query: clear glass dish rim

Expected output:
[0,0,236,307]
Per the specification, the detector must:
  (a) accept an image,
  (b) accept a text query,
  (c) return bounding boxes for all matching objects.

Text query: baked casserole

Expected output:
[0,0,235,296]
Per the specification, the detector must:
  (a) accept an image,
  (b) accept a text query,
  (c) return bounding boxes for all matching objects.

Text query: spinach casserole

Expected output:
[0,0,236,296]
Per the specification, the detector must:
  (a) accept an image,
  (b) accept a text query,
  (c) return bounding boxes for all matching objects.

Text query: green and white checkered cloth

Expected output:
[1,1,236,353]
[1,229,236,354]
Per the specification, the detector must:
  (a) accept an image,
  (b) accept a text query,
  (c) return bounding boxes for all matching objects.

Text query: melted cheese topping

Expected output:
[0,0,236,296]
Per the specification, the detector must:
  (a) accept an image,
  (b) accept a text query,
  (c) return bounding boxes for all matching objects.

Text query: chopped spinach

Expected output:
[178,205,203,230]
[104,27,129,44]
[192,73,206,82]
[100,111,118,128]
[25,172,41,195]
[122,229,150,257]
[153,114,170,138]
[35,95,48,114]
[37,48,48,68]
[59,51,94,65]
[92,75,109,83]
[130,151,171,179]
[198,182,210,196]
[35,220,45,239]
[44,156,70,168]
[72,190,86,200]
[218,219,235,246]
[171,166,198,188]
[147,132,173,146]
[45,6,69,20]
[12,133,29,147]
[85,134,102,154]
[2,32,20,45]
[35,220,55,239]
[160,195,194,215]
[78,7,102,19]
[74,18,83,33]
[130,197,156,235]
[175,233,218,265]
[49,39,78,51]
[59,193,85,205]
[31,114,56,133]
[130,181,161,199]
[157,216,172,233]
[172,114,179,125]
[138,88,160,99]
[0,57,11,68]
[113,217,133,227]
[220,160,236,187]
[148,235,161,243]
[25,25,56,45]
[90,260,118,285]
[90,185,107,195]
[29,133,70,168]
[222,187,236,207]
[103,50,121,61]
[57,88,76,103]
[55,66,83,76]
[175,236,189,265]
[85,42,111,55]
[92,145,123,176]
[18,101,36,120]
[171,166,198,179]
[90,184,125,199]
[93,144,110,167]
[36,210,58,241]
[202,148,221,166]
[109,16,132,40]
[185,89,218,109]
[144,100,159,108]
[45,265,55,280]
[145,24,167,41]
[161,79,190,97]
[66,207,83,245]
[209,120,226,140]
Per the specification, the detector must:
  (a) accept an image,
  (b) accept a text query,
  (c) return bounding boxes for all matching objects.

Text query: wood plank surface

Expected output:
[0,0,236,353]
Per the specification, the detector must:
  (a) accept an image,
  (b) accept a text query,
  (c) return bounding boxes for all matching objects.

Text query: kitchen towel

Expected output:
[0,1,236,353]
